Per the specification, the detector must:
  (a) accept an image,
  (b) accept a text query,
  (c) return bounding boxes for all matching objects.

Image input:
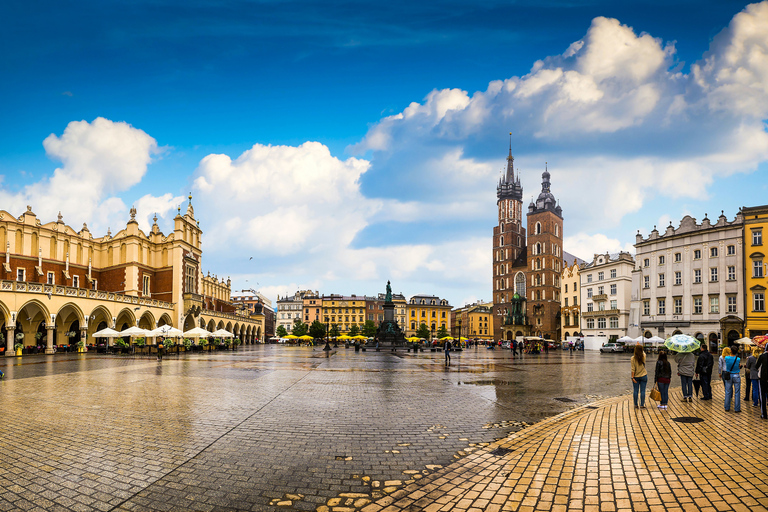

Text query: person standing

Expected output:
[444,339,452,366]
[631,344,648,409]
[695,345,714,400]
[157,337,164,362]
[511,339,517,356]
[675,351,696,402]
[654,351,672,410]
[755,345,768,419]
[746,347,760,407]
[722,347,742,412]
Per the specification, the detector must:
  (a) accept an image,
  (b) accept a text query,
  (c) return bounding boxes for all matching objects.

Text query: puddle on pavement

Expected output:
[459,379,516,386]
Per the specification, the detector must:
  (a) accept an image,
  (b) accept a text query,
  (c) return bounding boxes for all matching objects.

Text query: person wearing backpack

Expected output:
[722,347,742,412]
[444,340,452,366]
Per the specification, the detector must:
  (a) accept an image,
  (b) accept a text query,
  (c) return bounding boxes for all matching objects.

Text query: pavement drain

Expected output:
[585,405,599,409]
[671,416,705,423]
[490,447,514,456]
[554,397,577,403]
[335,455,353,460]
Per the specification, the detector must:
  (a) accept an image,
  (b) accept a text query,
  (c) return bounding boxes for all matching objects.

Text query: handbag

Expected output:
[722,357,737,381]
[650,384,661,402]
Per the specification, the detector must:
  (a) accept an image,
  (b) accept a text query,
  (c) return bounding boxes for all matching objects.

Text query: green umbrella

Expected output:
[663,334,700,353]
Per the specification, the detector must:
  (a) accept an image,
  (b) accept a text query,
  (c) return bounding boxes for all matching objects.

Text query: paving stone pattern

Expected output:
[0,346,695,511]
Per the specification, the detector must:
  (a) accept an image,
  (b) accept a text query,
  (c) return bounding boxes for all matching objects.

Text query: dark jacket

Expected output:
[654,359,672,382]
[756,352,768,384]
[695,351,714,375]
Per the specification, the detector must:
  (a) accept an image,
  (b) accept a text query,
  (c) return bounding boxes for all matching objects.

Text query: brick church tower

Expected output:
[492,136,527,340]
[526,166,563,340]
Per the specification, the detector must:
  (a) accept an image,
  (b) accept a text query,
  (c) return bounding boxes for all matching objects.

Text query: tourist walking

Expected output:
[755,345,768,419]
[511,339,517,356]
[695,345,714,400]
[654,351,672,410]
[746,347,760,407]
[721,347,741,412]
[444,339,452,366]
[674,350,696,402]
[631,344,648,409]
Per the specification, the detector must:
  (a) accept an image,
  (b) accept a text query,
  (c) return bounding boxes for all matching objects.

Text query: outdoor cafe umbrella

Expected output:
[406,336,421,342]
[150,326,184,337]
[118,326,150,337]
[298,335,313,341]
[211,329,234,338]
[753,335,768,348]
[664,334,700,353]
[617,335,635,343]
[735,337,755,346]
[182,327,212,338]
[93,327,120,338]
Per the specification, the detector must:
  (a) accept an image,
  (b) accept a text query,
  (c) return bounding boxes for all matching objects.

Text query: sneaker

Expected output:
[639,405,646,409]
[658,405,664,409]
[635,405,639,409]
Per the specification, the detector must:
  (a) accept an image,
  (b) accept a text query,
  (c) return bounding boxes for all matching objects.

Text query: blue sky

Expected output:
[1,0,766,308]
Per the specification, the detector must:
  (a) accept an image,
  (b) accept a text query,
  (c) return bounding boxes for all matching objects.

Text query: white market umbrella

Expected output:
[735,337,755,346]
[616,336,635,343]
[211,329,234,338]
[150,326,184,337]
[648,336,665,345]
[183,327,212,338]
[118,326,150,337]
[93,327,120,338]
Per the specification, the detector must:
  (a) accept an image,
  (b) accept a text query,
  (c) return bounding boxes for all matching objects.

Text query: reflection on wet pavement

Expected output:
[0,346,678,511]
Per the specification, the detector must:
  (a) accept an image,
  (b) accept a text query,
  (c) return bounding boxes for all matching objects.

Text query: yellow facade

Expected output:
[321,295,366,333]
[561,262,581,337]
[744,205,768,337]
[453,302,493,339]
[405,295,451,337]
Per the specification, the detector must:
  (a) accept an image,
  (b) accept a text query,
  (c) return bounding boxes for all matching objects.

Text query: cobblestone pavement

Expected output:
[0,345,701,512]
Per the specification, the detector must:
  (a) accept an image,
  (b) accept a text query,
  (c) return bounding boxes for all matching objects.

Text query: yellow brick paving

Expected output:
[359,383,768,512]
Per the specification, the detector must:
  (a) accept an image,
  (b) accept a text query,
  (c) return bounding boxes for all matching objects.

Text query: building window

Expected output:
[16,268,25,282]
[674,271,682,285]
[658,255,665,265]
[643,258,650,267]
[610,300,617,310]
[610,269,617,278]
[185,265,195,293]
[658,299,666,315]
[674,298,682,315]
[674,252,682,262]
[564,298,568,307]
[586,319,595,329]
[694,269,702,283]
[643,276,650,288]
[597,318,606,329]
[693,297,703,314]
[727,266,735,280]
[658,274,665,287]
[710,296,719,314]
[754,292,765,312]
[587,274,593,283]
[727,245,735,255]
[753,229,763,246]
[599,302,605,311]
[587,288,593,298]
[73,275,79,288]
[610,284,617,295]
[47,272,54,285]
[694,249,701,259]
[727,295,737,313]
[143,275,150,296]
[91,279,97,291]
[598,286,604,295]
[754,260,764,278]
[710,247,718,258]
[598,271,604,281]
[643,300,650,316]
[610,317,619,328]
[587,302,594,312]
[710,268,718,282]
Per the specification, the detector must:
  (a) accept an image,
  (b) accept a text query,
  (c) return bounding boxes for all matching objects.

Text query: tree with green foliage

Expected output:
[309,320,326,339]
[362,320,377,337]
[329,324,341,337]
[276,325,288,338]
[292,319,308,337]
[416,323,431,340]
[348,324,360,336]
[436,325,449,339]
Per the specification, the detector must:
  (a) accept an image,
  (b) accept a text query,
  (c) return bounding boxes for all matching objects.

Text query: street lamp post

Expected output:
[324,318,331,351]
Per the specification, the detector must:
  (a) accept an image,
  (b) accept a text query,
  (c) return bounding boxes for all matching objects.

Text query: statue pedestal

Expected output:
[376,302,405,350]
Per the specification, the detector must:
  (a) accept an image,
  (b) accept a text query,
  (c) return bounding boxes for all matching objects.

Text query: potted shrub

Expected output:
[184,338,192,351]
[115,339,129,354]
[233,337,241,351]
[15,332,24,355]
[76,339,85,353]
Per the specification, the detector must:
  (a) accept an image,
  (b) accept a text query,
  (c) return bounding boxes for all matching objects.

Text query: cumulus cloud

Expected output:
[565,233,635,261]
[351,2,768,238]
[134,192,186,233]
[0,117,158,233]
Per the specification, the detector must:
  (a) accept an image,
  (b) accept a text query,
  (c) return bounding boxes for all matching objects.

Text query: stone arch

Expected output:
[206,319,216,332]
[217,320,225,330]
[726,330,739,344]
[56,302,85,325]
[256,326,261,340]
[225,321,232,333]
[672,329,683,336]
[183,314,196,332]
[89,305,113,329]
[564,331,570,338]
[199,317,205,328]
[233,323,240,338]
[115,308,137,332]
[16,300,51,347]
[55,303,85,346]
[138,311,156,330]
[158,313,172,327]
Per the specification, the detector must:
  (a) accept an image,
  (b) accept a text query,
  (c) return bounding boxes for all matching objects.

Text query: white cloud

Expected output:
[565,233,635,261]
[134,193,186,233]
[0,117,158,233]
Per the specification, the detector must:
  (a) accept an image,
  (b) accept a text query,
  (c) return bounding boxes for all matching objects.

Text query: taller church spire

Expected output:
[497,133,523,202]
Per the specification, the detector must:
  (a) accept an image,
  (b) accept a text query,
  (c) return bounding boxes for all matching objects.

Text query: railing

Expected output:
[202,307,260,324]
[0,280,174,309]
[592,294,608,302]
[581,308,621,318]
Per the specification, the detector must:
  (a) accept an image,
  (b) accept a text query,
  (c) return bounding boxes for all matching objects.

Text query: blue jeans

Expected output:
[658,381,670,405]
[724,375,741,411]
[752,379,760,405]
[633,375,647,406]
[680,375,693,398]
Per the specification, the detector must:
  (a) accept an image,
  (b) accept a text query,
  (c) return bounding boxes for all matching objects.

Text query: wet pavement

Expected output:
[0,346,679,511]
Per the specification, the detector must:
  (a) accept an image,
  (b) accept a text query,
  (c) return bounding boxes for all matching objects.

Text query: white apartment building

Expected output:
[630,212,744,351]
[276,290,317,334]
[580,252,634,342]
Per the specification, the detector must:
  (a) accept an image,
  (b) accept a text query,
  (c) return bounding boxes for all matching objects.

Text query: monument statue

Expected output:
[376,280,405,350]
[385,280,392,303]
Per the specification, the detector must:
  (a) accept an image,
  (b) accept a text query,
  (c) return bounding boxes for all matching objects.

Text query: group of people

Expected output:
[630,342,768,418]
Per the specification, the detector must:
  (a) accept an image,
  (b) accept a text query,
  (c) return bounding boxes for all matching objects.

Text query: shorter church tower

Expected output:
[526,166,563,340]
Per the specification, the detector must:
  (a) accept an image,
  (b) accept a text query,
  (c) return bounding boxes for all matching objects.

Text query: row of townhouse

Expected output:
[559,205,768,348]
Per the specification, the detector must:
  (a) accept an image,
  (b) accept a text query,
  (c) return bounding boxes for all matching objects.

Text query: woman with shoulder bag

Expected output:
[654,351,672,410]
[631,344,648,409]
[746,347,760,407]
[722,347,741,412]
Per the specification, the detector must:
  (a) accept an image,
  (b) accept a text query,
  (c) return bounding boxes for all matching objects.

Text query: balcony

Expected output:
[581,308,620,318]
[183,292,203,316]
[592,294,608,302]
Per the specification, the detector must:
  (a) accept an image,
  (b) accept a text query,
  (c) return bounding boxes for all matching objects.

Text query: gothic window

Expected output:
[535,222,541,235]
[536,242,541,255]
[500,236,504,246]
[515,272,526,298]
